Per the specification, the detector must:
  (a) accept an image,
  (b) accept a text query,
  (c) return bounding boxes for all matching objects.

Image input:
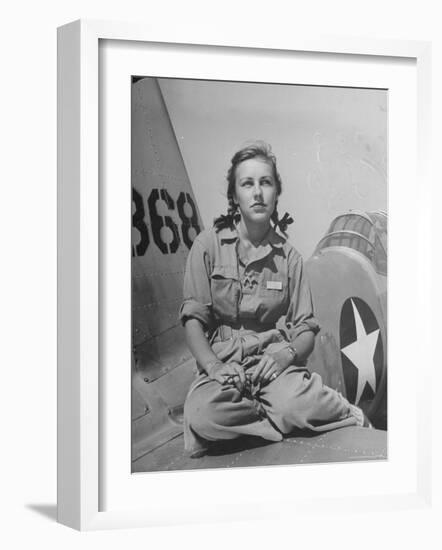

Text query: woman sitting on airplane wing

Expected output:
[179,141,369,458]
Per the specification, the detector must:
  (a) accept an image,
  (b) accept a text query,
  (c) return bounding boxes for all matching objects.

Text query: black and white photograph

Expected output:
[131,76,388,473]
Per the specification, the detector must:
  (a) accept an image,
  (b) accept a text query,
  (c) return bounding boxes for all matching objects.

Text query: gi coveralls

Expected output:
[180,226,358,455]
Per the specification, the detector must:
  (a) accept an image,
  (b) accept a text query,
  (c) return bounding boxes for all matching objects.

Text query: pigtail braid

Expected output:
[213,197,241,231]
[271,205,294,234]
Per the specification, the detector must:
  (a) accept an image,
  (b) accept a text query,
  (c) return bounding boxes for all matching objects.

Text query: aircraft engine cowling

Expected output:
[305,232,387,429]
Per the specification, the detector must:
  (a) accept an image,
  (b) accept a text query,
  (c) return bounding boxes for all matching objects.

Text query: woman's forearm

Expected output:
[184,318,219,372]
[291,330,315,363]
[276,330,316,368]
[260,330,316,371]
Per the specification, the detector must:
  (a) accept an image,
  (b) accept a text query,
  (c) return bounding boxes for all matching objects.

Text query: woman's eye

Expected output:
[261,178,273,186]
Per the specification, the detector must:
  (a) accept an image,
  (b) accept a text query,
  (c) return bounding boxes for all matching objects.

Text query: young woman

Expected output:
[180,142,367,457]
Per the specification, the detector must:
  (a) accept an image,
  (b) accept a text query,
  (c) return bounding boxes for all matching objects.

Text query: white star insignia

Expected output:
[341,299,379,404]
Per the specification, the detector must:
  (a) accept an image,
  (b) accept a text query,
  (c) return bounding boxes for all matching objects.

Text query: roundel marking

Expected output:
[340,298,384,406]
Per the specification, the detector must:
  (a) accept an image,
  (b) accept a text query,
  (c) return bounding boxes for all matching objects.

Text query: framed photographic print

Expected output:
[57,19,432,530]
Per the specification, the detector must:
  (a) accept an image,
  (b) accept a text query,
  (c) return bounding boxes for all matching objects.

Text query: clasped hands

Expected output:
[206,347,293,392]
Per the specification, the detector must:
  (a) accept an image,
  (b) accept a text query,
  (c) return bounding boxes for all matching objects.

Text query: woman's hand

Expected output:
[251,349,292,387]
[206,360,246,392]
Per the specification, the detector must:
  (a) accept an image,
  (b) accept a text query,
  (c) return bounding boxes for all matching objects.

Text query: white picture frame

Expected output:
[57,19,432,531]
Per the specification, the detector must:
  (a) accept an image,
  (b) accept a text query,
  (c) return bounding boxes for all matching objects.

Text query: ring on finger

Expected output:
[271,373,277,381]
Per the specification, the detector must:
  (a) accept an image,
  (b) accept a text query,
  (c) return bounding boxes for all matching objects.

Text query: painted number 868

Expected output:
[132,187,201,256]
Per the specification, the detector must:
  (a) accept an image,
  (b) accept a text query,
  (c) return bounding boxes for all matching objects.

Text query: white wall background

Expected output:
[1,0,441,547]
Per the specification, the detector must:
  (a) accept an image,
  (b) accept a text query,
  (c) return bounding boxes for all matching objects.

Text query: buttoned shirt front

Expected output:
[180,225,319,344]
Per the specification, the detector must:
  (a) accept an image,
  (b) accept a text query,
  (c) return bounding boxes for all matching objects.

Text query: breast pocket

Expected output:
[210,265,239,321]
[257,268,289,323]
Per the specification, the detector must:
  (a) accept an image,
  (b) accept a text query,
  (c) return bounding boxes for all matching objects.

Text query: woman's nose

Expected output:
[253,183,263,198]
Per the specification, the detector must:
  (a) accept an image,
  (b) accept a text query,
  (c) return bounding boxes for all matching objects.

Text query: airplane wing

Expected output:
[133,427,387,472]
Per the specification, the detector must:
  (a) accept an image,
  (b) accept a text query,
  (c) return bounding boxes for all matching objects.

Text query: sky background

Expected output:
[159,78,387,259]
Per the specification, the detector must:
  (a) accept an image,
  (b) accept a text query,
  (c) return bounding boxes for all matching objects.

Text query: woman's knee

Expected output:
[275,397,312,429]
[266,372,333,429]
[184,384,224,435]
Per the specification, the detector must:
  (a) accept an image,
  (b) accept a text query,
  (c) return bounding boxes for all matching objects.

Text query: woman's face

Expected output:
[233,157,278,225]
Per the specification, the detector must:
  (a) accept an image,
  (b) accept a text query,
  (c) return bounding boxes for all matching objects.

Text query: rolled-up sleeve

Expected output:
[283,251,320,342]
[179,234,214,330]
